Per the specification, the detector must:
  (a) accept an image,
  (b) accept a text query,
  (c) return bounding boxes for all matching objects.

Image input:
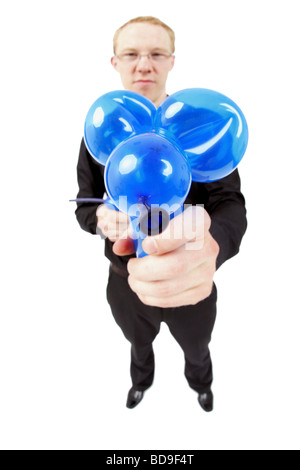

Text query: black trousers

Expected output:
[106,267,217,394]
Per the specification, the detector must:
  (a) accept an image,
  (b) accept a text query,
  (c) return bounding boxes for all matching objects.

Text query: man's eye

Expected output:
[125,53,138,59]
[150,53,168,61]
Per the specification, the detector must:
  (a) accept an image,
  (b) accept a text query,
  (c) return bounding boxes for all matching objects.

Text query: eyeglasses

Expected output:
[116,52,173,63]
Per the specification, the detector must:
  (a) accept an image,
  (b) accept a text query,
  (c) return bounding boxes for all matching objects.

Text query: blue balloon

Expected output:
[156,88,248,182]
[84,90,156,165]
[105,133,191,216]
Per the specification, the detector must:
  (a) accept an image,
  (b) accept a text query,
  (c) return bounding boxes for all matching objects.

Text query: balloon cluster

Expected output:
[81,88,248,257]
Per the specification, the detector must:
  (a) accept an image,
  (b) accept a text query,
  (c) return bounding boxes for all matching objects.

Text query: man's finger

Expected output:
[112,225,136,256]
[142,206,211,255]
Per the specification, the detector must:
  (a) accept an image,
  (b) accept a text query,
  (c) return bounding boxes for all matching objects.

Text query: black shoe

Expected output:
[126,387,144,409]
[198,391,214,412]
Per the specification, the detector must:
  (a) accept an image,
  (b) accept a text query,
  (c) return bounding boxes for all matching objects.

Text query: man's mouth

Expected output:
[134,80,154,84]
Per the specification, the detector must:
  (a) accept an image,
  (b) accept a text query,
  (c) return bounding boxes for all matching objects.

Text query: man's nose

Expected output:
[136,55,153,71]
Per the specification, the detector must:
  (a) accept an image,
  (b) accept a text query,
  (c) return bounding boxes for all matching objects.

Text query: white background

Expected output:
[0,0,299,450]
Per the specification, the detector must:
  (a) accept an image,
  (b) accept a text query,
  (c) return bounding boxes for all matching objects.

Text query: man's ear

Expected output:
[111,56,118,70]
[170,55,175,71]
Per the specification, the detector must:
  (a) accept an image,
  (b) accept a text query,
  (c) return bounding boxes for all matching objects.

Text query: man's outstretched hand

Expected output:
[113,206,219,308]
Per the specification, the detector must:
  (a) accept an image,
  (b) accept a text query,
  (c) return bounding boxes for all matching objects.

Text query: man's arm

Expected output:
[204,169,247,269]
[75,139,133,272]
[114,169,247,308]
[75,138,106,234]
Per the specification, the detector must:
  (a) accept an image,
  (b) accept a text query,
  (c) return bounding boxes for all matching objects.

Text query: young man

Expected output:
[75,17,247,412]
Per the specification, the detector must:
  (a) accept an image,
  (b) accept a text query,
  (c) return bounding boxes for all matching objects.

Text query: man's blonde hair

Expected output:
[113,16,175,54]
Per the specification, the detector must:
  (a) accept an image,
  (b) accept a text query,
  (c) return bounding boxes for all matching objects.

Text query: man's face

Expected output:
[111,23,175,107]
